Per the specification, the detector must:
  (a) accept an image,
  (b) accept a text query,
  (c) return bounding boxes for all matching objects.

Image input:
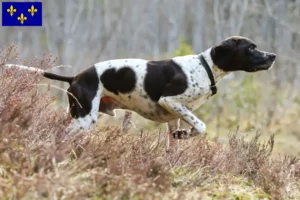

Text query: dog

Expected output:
[5,36,276,147]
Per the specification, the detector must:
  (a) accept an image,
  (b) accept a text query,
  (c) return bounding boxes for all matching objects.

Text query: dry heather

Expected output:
[0,46,300,200]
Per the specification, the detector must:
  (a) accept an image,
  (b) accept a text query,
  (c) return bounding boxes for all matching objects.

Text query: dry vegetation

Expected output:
[1,47,300,200]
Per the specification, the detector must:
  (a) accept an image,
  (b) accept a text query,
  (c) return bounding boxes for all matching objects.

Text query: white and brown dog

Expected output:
[6,36,276,146]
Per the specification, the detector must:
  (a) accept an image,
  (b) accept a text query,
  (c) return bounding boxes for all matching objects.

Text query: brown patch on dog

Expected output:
[99,97,124,116]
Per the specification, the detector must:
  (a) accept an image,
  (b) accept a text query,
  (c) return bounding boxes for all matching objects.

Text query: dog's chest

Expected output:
[185,94,210,111]
[183,86,211,111]
[172,55,213,110]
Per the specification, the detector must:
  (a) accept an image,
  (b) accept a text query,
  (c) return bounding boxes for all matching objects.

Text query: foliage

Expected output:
[172,38,194,57]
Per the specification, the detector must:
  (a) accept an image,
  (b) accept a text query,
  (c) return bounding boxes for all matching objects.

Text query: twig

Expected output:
[33,83,83,109]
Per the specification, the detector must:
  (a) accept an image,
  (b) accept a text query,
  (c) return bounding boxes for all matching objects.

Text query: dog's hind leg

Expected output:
[121,111,133,133]
[166,118,180,149]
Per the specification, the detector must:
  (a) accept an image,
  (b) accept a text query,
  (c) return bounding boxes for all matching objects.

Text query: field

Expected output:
[0,45,300,200]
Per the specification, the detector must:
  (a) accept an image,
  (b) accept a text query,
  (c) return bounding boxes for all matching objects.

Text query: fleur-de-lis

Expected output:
[17,13,27,24]
[7,5,16,16]
[28,5,37,16]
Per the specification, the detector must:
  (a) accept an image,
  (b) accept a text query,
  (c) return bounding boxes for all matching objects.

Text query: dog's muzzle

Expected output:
[268,53,276,62]
[267,53,276,70]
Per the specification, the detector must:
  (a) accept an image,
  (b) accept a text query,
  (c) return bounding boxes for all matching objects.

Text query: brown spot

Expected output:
[101,96,116,104]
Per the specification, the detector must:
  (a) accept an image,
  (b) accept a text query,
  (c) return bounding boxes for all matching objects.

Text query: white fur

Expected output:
[171,48,228,111]
[66,84,102,135]
[268,62,275,70]
[5,64,44,73]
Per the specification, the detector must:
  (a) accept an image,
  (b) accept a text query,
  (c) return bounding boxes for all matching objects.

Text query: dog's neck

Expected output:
[200,48,229,83]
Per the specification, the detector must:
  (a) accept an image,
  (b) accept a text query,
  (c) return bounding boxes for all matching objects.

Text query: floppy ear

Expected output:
[211,39,239,71]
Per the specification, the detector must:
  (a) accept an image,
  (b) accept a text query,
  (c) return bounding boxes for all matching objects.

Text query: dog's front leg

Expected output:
[64,116,96,141]
[159,97,206,139]
[64,89,101,140]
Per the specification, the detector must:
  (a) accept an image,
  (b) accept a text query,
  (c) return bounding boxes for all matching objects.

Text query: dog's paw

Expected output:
[172,129,190,139]
[172,127,204,139]
[63,122,81,141]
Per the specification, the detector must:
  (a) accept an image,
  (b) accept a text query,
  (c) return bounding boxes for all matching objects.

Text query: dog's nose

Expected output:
[269,53,276,61]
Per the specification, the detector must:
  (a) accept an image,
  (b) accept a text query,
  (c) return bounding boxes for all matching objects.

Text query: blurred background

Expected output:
[1,0,300,155]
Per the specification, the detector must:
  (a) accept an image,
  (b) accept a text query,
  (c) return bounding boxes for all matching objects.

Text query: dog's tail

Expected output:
[43,72,73,84]
[4,64,74,84]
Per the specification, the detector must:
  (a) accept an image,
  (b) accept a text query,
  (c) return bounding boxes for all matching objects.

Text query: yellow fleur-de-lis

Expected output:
[7,5,16,16]
[17,13,27,24]
[28,5,37,16]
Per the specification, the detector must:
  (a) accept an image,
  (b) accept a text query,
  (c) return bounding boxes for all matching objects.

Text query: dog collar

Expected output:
[199,54,217,96]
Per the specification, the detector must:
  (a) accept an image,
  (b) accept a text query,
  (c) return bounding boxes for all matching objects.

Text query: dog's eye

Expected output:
[249,45,256,51]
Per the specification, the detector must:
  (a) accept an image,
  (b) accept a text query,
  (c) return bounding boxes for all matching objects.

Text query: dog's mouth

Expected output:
[267,61,275,70]
[249,60,275,72]
[247,52,276,72]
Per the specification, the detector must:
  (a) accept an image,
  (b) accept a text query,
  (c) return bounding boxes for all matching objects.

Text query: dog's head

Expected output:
[211,36,276,72]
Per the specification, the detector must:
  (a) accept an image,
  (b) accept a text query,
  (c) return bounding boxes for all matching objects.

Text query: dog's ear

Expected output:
[211,38,240,71]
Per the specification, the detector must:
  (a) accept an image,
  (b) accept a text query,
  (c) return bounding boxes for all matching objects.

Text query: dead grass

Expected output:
[0,46,300,199]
